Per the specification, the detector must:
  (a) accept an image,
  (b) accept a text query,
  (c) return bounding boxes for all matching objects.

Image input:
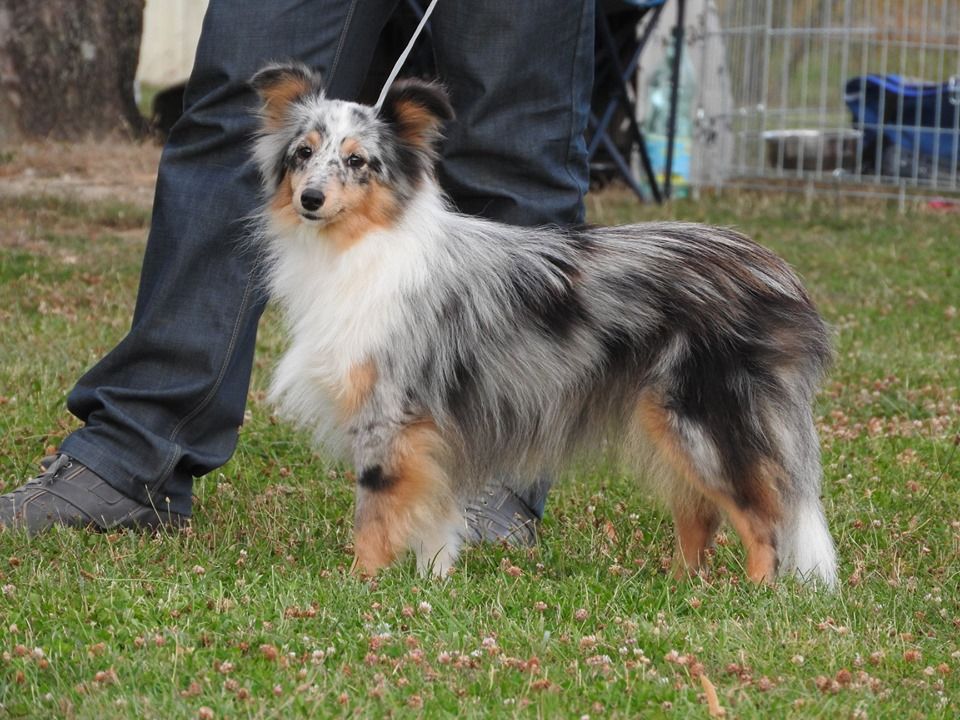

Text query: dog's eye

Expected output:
[295,146,313,161]
[346,153,366,169]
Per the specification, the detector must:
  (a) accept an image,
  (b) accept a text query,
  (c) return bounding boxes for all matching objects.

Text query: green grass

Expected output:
[1,190,958,718]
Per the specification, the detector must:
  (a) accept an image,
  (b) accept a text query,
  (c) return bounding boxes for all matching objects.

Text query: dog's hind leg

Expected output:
[351,418,462,577]
[634,393,782,585]
[669,487,722,578]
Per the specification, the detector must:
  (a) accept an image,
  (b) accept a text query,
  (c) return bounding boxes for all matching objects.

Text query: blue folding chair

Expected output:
[588,0,685,202]
[845,74,960,183]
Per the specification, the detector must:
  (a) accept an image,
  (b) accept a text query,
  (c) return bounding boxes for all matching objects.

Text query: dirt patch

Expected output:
[0,140,161,209]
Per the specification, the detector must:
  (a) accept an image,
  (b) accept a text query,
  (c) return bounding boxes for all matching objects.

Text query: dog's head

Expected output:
[251,62,453,239]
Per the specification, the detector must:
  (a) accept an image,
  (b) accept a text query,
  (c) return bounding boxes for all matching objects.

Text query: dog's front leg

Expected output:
[351,413,461,577]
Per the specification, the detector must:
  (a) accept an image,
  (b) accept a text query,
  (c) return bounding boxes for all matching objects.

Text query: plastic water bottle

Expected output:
[644,43,695,198]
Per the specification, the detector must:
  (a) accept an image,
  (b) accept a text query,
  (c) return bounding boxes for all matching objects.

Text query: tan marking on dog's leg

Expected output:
[352,420,455,576]
[339,360,377,418]
[352,499,401,576]
[671,497,721,579]
[634,393,780,585]
[714,457,784,584]
[723,507,778,584]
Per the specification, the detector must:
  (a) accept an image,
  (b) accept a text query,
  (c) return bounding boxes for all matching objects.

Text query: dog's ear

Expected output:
[379,79,454,151]
[251,62,321,128]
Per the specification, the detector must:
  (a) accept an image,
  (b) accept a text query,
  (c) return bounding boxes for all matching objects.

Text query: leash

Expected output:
[374,0,440,111]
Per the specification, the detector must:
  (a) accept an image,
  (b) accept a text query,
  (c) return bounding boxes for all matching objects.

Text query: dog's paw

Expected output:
[413,533,461,579]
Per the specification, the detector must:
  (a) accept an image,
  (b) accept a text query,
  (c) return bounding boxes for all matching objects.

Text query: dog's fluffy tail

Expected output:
[778,496,837,588]
[775,416,838,588]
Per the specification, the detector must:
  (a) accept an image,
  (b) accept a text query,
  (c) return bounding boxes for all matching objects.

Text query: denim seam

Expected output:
[329,0,361,88]
[563,0,591,221]
[149,266,257,493]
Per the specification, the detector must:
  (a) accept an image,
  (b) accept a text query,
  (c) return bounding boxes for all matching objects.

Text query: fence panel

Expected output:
[690,0,960,199]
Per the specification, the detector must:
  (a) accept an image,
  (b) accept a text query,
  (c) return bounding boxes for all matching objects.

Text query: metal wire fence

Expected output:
[688,0,960,199]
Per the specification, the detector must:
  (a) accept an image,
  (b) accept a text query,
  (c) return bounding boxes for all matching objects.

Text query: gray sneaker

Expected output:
[462,483,539,547]
[0,454,188,535]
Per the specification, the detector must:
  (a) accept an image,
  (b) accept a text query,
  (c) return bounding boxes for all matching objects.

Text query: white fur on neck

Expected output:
[266,187,447,455]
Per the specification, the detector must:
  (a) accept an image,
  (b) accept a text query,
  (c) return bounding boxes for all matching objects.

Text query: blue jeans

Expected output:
[61,0,594,517]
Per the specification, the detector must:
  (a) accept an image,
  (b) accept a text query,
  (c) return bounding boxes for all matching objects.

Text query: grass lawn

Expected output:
[0,184,957,719]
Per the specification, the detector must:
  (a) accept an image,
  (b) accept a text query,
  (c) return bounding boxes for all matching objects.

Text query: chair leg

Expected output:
[664,0,687,199]
[597,125,651,201]
[590,4,664,203]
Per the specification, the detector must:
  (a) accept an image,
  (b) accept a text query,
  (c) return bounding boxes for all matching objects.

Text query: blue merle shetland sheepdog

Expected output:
[250,62,838,587]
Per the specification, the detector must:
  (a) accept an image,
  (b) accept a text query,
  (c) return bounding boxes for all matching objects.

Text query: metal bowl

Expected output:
[762,129,862,172]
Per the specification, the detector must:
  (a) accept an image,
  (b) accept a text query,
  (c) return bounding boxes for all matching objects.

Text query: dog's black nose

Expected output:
[300,188,325,212]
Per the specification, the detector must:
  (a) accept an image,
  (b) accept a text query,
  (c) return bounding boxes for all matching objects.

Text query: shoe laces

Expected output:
[35,454,73,486]
[0,456,70,507]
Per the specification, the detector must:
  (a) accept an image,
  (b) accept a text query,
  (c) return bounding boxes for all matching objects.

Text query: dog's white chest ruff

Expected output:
[267,221,431,454]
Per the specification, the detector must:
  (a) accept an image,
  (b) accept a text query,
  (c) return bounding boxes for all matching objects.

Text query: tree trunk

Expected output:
[0,0,146,143]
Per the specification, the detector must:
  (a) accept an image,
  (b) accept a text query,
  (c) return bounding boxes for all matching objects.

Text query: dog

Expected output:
[250,62,838,587]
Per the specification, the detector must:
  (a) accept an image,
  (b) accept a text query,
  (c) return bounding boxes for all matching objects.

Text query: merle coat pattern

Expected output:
[251,63,837,586]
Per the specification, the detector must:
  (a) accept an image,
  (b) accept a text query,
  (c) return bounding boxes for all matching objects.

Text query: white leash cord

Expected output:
[374,0,441,111]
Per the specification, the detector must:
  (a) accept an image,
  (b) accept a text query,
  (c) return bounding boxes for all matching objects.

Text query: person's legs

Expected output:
[432,0,594,227]
[59,0,398,516]
[432,0,595,522]
[3,0,593,541]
